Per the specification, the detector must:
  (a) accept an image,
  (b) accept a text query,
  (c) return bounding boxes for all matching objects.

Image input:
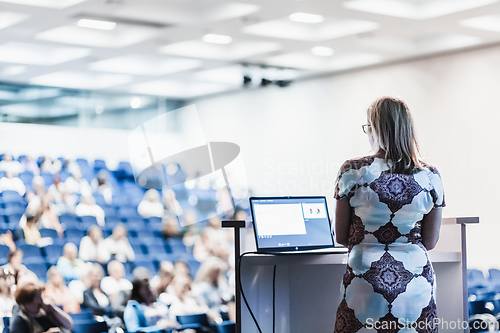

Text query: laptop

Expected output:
[250,196,341,254]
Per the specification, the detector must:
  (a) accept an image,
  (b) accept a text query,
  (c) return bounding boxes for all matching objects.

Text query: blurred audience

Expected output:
[38,196,63,237]
[40,156,62,175]
[57,243,86,282]
[124,277,178,333]
[0,171,26,196]
[0,231,15,251]
[92,170,113,205]
[75,195,105,226]
[162,189,183,217]
[137,189,164,218]
[0,154,23,176]
[193,257,234,320]
[43,266,81,314]
[17,211,42,246]
[0,268,15,318]
[10,279,74,333]
[101,260,132,303]
[82,263,111,316]
[151,261,175,298]
[0,249,35,284]
[79,226,110,264]
[65,167,92,196]
[20,155,39,176]
[103,224,135,263]
[161,215,184,240]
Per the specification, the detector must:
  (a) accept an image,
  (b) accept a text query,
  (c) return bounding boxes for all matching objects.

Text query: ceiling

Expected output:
[1,0,500,102]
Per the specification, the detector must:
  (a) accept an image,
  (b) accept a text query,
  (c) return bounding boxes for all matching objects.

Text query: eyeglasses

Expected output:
[362,124,372,134]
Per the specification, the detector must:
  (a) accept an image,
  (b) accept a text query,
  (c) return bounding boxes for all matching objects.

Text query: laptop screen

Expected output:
[250,196,335,253]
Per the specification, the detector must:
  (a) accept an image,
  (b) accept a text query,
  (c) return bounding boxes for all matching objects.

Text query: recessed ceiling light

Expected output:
[130,97,141,109]
[95,105,104,114]
[77,19,116,31]
[289,12,324,23]
[311,46,334,56]
[202,34,233,44]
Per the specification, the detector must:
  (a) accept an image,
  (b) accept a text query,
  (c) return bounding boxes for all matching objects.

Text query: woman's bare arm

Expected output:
[335,198,351,247]
[420,207,442,250]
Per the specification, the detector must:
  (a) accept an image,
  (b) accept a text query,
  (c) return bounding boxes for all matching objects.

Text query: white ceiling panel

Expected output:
[242,16,379,42]
[0,11,29,30]
[0,42,90,65]
[159,39,282,60]
[30,71,132,90]
[343,0,498,20]
[460,15,500,33]
[0,0,87,8]
[36,24,158,48]
[0,0,499,100]
[106,2,260,25]
[264,51,383,72]
[89,55,202,76]
[131,79,235,98]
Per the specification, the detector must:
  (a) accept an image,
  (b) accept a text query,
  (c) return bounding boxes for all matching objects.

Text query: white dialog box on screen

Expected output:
[302,203,327,219]
[254,203,306,236]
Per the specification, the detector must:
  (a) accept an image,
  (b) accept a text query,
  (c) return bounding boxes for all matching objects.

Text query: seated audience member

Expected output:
[38,195,64,237]
[48,175,76,215]
[110,267,151,319]
[9,280,74,333]
[31,175,47,197]
[0,154,23,176]
[124,277,178,333]
[193,257,234,319]
[92,170,113,205]
[167,275,221,323]
[180,211,201,249]
[75,195,105,226]
[101,260,132,303]
[82,263,111,316]
[151,261,175,298]
[40,156,62,175]
[0,268,16,318]
[103,224,135,263]
[162,189,183,216]
[64,168,91,197]
[43,266,80,314]
[0,249,35,284]
[57,243,86,282]
[16,211,42,246]
[0,171,26,195]
[20,155,39,176]
[68,264,91,304]
[79,225,110,264]
[137,189,164,218]
[174,259,190,278]
[193,228,217,262]
[0,230,16,251]
[161,215,184,240]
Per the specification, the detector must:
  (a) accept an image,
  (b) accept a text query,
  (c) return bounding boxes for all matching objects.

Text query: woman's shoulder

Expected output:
[339,156,377,175]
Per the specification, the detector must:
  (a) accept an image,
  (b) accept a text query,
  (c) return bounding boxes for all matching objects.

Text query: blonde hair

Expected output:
[368,96,424,174]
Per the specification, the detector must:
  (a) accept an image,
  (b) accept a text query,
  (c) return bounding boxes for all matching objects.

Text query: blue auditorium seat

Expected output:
[59,213,79,225]
[134,260,157,275]
[93,159,107,171]
[39,228,59,238]
[136,230,155,239]
[216,322,236,333]
[0,244,10,258]
[17,243,42,258]
[73,320,108,333]
[65,228,86,239]
[79,215,98,226]
[3,205,25,215]
[18,171,34,185]
[117,207,141,219]
[43,244,64,264]
[146,244,167,256]
[40,172,54,187]
[131,244,145,255]
[25,262,48,282]
[0,191,25,204]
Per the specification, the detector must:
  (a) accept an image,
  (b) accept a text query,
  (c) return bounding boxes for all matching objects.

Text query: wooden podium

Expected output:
[233,217,477,333]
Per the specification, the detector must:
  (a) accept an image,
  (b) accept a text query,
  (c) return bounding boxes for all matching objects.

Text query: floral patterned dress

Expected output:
[333,157,445,333]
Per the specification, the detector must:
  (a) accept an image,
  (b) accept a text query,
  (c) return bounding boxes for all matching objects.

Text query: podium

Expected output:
[232,217,477,333]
